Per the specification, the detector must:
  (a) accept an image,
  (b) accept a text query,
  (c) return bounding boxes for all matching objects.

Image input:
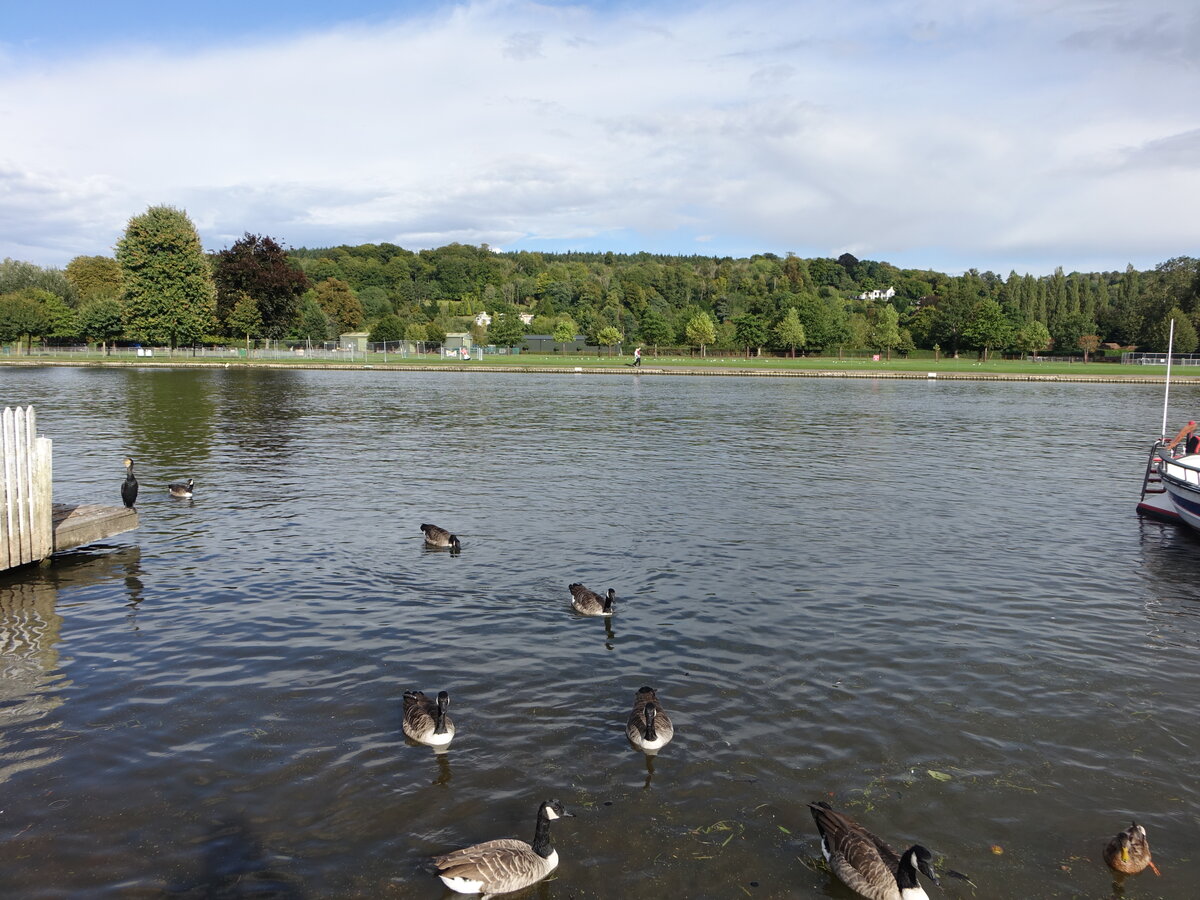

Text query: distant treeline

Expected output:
[2,207,1198,357]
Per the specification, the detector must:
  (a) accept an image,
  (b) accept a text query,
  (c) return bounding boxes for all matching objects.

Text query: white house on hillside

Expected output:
[857,286,896,301]
[475,311,535,327]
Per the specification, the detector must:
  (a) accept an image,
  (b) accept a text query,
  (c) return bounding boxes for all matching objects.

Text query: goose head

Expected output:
[897,845,938,892]
[541,799,574,821]
[435,691,451,732]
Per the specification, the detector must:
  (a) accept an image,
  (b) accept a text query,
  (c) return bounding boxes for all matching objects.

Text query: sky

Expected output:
[1,0,1197,276]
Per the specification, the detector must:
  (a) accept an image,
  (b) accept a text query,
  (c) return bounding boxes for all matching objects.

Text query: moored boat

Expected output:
[1157,450,1200,529]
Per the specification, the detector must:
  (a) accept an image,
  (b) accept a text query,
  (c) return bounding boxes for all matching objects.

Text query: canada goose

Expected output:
[121,457,138,508]
[569,583,615,616]
[626,686,674,753]
[1104,821,1160,876]
[808,801,938,900]
[434,798,574,895]
[403,689,455,748]
[421,523,461,551]
[168,478,194,499]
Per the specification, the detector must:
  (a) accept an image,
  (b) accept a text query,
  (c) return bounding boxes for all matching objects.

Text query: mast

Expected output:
[1161,318,1176,440]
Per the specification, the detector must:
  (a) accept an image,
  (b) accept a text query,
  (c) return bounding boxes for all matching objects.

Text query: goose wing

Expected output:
[421,523,451,544]
[403,691,436,739]
[569,583,602,613]
[435,839,551,893]
[810,803,901,900]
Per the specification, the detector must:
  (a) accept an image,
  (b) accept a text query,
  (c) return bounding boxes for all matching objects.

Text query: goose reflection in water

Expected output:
[433,752,452,787]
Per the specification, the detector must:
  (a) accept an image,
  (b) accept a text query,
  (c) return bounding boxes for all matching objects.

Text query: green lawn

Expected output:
[2,350,1188,378]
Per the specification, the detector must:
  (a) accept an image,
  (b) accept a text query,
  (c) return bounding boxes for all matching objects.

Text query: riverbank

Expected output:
[3,355,1197,383]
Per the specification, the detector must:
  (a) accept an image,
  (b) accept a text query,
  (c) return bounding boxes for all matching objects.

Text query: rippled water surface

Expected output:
[3,366,1200,899]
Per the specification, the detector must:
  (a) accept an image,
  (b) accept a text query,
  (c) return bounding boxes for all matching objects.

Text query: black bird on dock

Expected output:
[121,457,138,508]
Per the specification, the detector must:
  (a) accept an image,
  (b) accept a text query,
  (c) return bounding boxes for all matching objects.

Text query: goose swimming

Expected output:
[569,583,615,616]
[433,798,573,895]
[808,801,938,900]
[403,689,455,748]
[626,686,674,753]
[421,523,461,551]
[168,478,194,499]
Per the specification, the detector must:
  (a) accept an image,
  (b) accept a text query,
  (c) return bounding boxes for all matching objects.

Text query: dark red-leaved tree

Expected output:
[212,234,309,339]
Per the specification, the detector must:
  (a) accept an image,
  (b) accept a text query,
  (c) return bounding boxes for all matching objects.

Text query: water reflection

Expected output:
[0,576,65,783]
[0,547,141,784]
[123,369,218,471]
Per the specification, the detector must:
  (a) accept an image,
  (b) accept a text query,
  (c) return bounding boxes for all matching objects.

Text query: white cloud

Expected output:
[0,0,1198,274]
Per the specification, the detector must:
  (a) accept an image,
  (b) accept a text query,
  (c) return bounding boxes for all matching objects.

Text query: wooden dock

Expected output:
[2,406,138,572]
[52,503,139,553]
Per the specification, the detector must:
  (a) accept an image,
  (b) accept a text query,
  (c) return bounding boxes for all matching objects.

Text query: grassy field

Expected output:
[2,349,1192,379]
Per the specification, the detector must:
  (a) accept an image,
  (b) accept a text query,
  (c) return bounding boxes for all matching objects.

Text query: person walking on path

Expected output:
[633,346,642,367]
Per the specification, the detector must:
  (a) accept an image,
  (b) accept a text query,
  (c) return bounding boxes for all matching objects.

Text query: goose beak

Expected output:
[918,860,940,885]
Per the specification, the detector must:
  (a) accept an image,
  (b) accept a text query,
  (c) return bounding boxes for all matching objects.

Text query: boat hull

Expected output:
[1158,454,1200,530]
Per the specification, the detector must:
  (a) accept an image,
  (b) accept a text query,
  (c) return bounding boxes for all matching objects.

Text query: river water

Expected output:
[2,366,1199,899]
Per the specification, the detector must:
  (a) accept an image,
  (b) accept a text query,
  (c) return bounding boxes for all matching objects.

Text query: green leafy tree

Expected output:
[212,233,309,339]
[772,307,806,357]
[76,298,126,354]
[358,286,393,321]
[553,318,577,353]
[0,291,51,353]
[312,278,364,334]
[116,205,216,348]
[638,308,672,355]
[39,290,78,340]
[0,259,76,305]
[369,314,406,343]
[294,296,330,342]
[931,280,975,356]
[1052,312,1099,355]
[962,298,1012,361]
[867,304,902,360]
[424,320,447,346]
[685,312,717,356]
[65,255,123,304]
[1013,321,1052,359]
[596,324,623,356]
[489,311,528,348]
[227,293,263,351]
[404,322,428,342]
[1144,308,1198,353]
[732,313,768,357]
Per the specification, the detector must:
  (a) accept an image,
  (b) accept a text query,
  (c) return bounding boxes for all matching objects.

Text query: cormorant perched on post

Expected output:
[121,457,139,508]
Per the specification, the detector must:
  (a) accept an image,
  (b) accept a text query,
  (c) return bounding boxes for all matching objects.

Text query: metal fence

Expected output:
[1121,352,1200,366]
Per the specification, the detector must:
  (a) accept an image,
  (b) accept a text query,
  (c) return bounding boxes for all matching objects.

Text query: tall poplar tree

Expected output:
[116,206,215,348]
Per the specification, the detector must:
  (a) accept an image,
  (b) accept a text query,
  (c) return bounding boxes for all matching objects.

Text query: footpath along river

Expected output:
[1,365,1198,898]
